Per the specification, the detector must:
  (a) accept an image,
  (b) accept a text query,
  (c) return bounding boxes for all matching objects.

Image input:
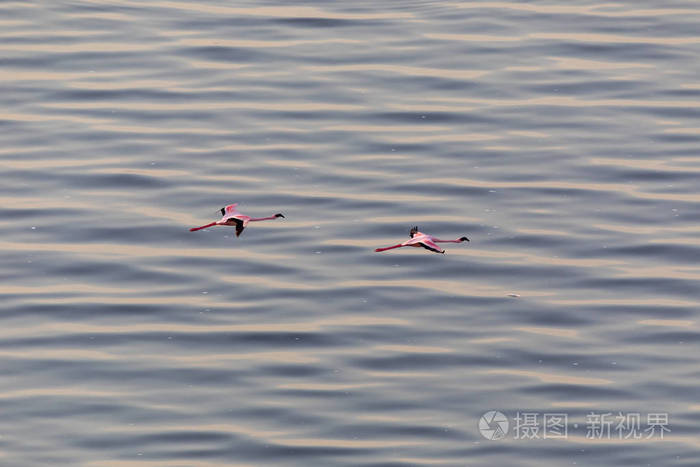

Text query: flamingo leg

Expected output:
[375,244,405,252]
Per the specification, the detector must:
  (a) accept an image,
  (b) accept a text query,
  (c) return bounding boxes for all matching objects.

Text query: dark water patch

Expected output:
[73,430,232,450]
[525,79,651,96]
[374,111,495,124]
[349,353,497,371]
[386,182,490,197]
[578,276,700,297]
[47,260,188,286]
[166,15,273,31]
[271,388,355,399]
[40,106,220,123]
[0,207,82,220]
[25,330,341,349]
[576,304,698,319]
[503,308,593,327]
[653,132,700,144]
[177,46,271,63]
[324,422,465,440]
[258,363,329,378]
[521,383,630,399]
[639,106,700,119]
[636,380,700,403]
[0,52,173,70]
[503,349,632,370]
[58,171,168,189]
[0,398,152,420]
[621,330,700,344]
[604,243,700,263]
[433,262,592,285]
[487,233,573,248]
[5,302,192,320]
[578,166,694,183]
[541,41,683,62]
[229,405,328,426]
[35,363,246,387]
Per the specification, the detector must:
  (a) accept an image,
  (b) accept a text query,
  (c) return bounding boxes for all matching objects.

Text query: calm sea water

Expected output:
[2,1,700,466]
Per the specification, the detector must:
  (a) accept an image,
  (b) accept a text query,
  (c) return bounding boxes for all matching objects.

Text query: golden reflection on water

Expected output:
[424,33,520,42]
[0,348,320,365]
[383,132,499,144]
[448,2,698,18]
[393,96,700,109]
[88,460,254,467]
[485,369,613,386]
[176,38,363,48]
[2,316,411,337]
[662,127,700,135]
[638,319,695,327]
[471,336,514,344]
[0,241,291,261]
[92,1,416,20]
[271,438,416,448]
[532,32,700,45]
[276,382,382,391]
[590,157,700,173]
[322,124,452,133]
[515,326,579,339]
[547,297,698,307]
[550,401,598,408]
[416,176,700,202]
[375,344,453,354]
[594,223,700,235]
[42,101,365,111]
[305,64,487,80]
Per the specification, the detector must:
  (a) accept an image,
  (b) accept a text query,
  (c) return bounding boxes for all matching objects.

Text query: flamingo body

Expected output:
[375,226,469,254]
[190,203,284,237]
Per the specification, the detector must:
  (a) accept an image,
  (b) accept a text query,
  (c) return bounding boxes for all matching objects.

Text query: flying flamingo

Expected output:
[375,226,469,254]
[189,204,284,237]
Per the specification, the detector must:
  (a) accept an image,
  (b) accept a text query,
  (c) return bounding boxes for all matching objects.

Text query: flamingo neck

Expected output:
[248,215,277,222]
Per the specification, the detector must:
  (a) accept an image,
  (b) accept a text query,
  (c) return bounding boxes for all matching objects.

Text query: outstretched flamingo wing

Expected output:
[232,218,245,237]
[221,204,239,216]
[419,238,445,254]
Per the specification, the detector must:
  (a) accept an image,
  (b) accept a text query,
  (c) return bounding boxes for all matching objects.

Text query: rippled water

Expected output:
[2,1,700,465]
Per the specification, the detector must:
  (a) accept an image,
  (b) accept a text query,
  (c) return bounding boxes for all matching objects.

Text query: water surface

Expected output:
[2,1,700,466]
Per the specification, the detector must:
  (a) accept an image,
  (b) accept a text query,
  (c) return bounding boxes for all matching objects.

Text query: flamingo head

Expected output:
[274,213,285,218]
[409,226,419,238]
[460,236,470,242]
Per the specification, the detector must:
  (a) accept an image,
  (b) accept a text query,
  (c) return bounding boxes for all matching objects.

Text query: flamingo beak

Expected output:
[275,213,285,218]
[460,236,470,242]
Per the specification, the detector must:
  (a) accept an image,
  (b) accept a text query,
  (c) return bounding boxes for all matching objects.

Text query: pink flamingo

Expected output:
[375,226,469,254]
[189,203,284,237]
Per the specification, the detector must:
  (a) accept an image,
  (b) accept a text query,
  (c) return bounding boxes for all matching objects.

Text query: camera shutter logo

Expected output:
[479,411,509,440]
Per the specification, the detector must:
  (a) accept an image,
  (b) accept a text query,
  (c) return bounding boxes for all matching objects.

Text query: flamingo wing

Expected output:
[221,204,239,216]
[225,217,245,237]
[419,238,445,254]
